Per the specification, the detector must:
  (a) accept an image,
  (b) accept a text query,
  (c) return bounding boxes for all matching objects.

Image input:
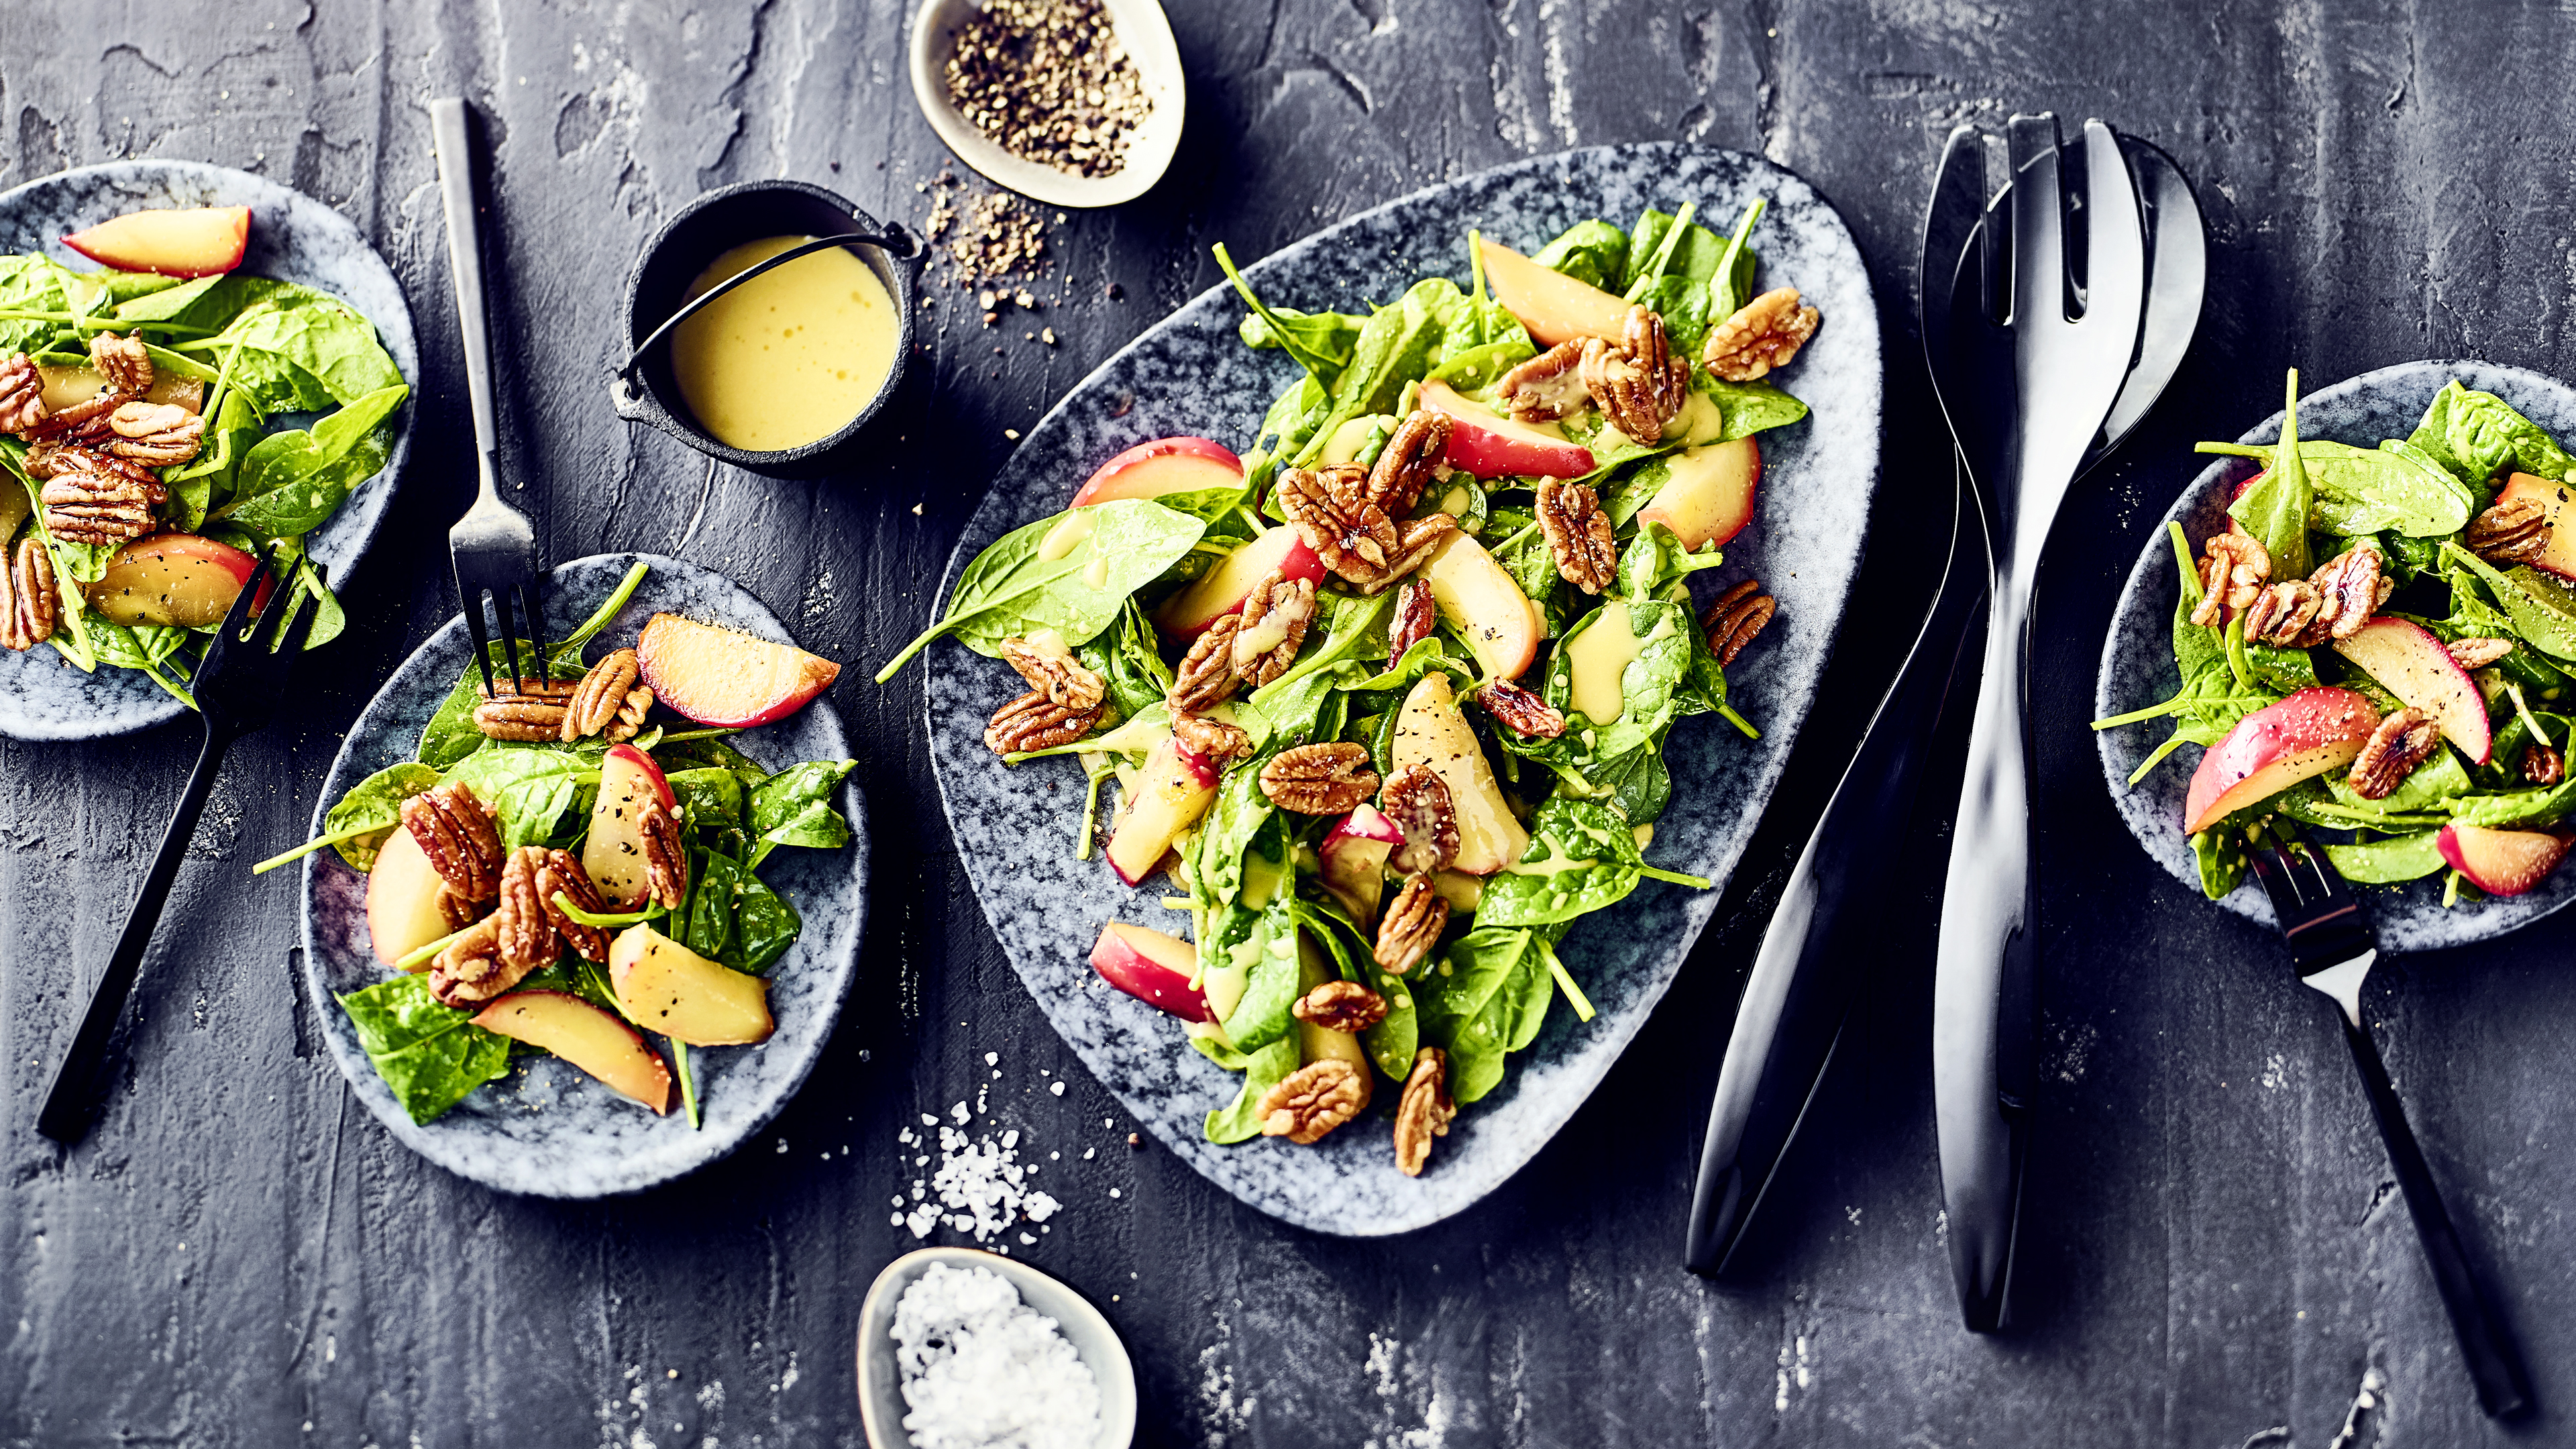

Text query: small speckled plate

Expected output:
[2094,360,2576,950]
[301,554,867,1197]
[0,159,418,742]
[924,144,1882,1234]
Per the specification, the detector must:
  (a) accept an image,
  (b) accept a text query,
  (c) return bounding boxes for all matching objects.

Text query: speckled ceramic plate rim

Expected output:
[2092,359,2576,950]
[922,142,1882,1235]
[0,158,418,742]
[299,553,867,1198]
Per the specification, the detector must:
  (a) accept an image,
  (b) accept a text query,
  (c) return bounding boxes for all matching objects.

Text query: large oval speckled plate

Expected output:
[924,144,1881,1234]
[2095,360,2576,950]
[302,554,867,1197]
[0,160,417,741]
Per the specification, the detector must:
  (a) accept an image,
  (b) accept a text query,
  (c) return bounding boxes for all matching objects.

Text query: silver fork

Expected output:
[431,97,545,694]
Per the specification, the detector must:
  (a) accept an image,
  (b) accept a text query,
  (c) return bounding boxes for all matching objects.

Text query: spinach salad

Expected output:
[886,199,1826,1175]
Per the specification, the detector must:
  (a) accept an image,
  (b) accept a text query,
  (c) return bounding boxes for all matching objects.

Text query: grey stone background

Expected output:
[3,2,2571,1445]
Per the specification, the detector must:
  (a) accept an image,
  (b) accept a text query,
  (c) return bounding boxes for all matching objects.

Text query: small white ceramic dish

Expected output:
[906,0,1185,209]
[855,1246,1137,1449]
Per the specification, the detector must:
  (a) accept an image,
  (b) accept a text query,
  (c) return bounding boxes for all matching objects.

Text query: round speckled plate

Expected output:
[301,554,867,1197]
[923,144,1882,1234]
[0,160,417,741]
[2095,360,2576,950]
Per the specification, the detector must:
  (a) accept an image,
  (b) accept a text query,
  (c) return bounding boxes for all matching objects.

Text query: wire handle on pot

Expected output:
[616,222,923,381]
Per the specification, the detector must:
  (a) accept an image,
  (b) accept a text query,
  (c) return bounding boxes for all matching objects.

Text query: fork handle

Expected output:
[36,724,236,1143]
[430,98,500,486]
[2337,1014,2532,1418]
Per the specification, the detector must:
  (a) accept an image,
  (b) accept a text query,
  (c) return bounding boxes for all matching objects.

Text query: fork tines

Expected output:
[455,574,549,698]
[2245,839,2377,977]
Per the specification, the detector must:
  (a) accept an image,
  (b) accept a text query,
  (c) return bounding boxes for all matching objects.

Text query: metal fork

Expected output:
[37,553,324,1144]
[431,97,545,695]
[2245,838,2532,1419]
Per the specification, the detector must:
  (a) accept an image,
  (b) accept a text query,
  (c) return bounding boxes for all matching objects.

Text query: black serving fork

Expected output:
[431,97,545,696]
[37,554,324,1144]
[2246,838,2532,1419]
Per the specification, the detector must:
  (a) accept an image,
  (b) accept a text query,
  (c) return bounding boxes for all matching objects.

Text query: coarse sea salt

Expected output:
[896,1263,1100,1449]
[902,1122,1064,1241]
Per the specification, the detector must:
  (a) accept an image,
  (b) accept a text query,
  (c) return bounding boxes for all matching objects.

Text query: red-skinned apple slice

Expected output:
[1088,920,1212,1022]
[582,743,676,908]
[2437,822,2573,896]
[2182,686,2381,835]
[635,612,840,727]
[1474,237,1630,346]
[1418,529,1544,681]
[1417,380,1597,480]
[62,205,251,277]
[1104,732,1221,885]
[83,532,258,628]
[2493,474,2576,581]
[366,828,457,969]
[608,924,774,1046]
[1069,436,1244,508]
[1634,436,1762,549]
[1389,672,1529,873]
[2332,616,2493,763]
[1151,525,1326,639]
[471,989,674,1113]
[1319,804,1403,926]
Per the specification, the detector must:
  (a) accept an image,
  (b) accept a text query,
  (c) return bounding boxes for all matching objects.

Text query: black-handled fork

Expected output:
[2245,838,2532,1420]
[37,554,323,1143]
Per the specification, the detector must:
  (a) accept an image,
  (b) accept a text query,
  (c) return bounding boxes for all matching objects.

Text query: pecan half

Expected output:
[1293,979,1389,1034]
[27,439,160,490]
[1580,305,1690,442]
[1393,1046,1456,1177]
[2190,532,2271,627]
[1536,477,1616,594]
[1231,570,1316,687]
[1279,464,1453,593]
[2346,706,2439,800]
[105,400,203,467]
[2447,637,2514,669]
[1,538,60,652]
[472,676,576,742]
[536,849,614,962]
[1365,409,1452,517]
[985,690,1102,754]
[1476,678,1566,739]
[425,917,517,1009]
[564,648,654,742]
[2524,743,2565,787]
[89,332,153,395]
[0,352,45,435]
[436,887,486,934]
[1372,514,1458,595]
[1387,578,1438,663]
[26,389,125,443]
[1000,633,1106,711]
[493,846,564,975]
[637,794,688,910]
[1255,1059,1368,1145]
[1373,872,1448,975]
[1166,612,1243,713]
[1703,286,1821,382]
[1173,711,1252,767]
[2240,580,2322,647]
[1259,742,1381,814]
[1702,580,1776,666]
[2306,546,2385,642]
[402,783,504,902]
[1495,339,1592,423]
[2467,496,2549,566]
[38,470,157,546]
[1381,763,1459,874]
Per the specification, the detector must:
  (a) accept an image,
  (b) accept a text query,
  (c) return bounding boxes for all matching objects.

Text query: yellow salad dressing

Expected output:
[670,235,898,451]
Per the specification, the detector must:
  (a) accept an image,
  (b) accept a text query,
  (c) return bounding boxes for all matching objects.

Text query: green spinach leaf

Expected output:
[338,974,513,1124]
[324,761,444,871]
[875,498,1207,679]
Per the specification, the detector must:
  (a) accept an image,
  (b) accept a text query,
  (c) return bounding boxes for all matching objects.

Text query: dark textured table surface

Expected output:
[5,3,2573,1446]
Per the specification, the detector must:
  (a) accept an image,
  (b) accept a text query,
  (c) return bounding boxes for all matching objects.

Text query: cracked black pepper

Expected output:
[943,0,1152,180]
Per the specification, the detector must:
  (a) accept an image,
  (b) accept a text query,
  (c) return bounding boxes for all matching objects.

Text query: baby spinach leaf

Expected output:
[1615,521,1729,599]
[443,745,603,849]
[2443,543,2576,659]
[324,761,444,871]
[1529,219,1630,291]
[215,383,408,541]
[745,759,857,868]
[1417,926,1556,1104]
[2324,830,2449,884]
[2196,438,2472,537]
[200,287,406,405]
[2409,380,2575,490]
[1218,895,1303,1053]
[2328,744,2471,813]
[876,498,1208,680]
[1075,600,1175,722]
[1200,1034,1301,1144]
[1631,273,1715,356]
[1621,205,1724,297]
[338,974,513,1124]
[729,867,802,975]
[1288,279,1458,467]
[109,273,223,323]
[666,767,748,839]
[2226,372,2314,581]
[2447,775,2576,828]
[0,255,71,352]
[1699,378,1809,441]
[1214,242,1358,382]
[1478,798,1659,927]
[2191,827,2245,900]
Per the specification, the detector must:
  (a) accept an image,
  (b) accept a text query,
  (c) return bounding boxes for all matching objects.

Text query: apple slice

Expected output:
[62,205,251,277]
[2437,822,2573,897]
[1104,731,1222,885]
[38,365,205,415]
[1389,672,1529,873]
[608,923,774,1046]
[635,612,840,727]
[367,828,459,969]
[471,989,674,1112]
[1417,380,1597,480]
[2493,474,2576,581]
[1418,529,1544,681]
[1320,805,1403,926]
[1069,435,1245,508]
[2332,616,2493,763]
[1088,920,1212,1021]
[2182,687,2381,835]
[83,533,258,628]
[1634,436,1762,550]
[582,743,676,908]
[1475,237,1630,347]
[1152,525,1325,639]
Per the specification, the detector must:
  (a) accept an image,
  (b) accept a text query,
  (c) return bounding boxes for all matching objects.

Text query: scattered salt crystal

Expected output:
[1049,1081,1065,1096]
[1107,1189,1120,1199]
[1081,1148,1094,1161]
[985,1053,1000,1067]
[896,1264,1100,1449]
[952,1102,971,1125]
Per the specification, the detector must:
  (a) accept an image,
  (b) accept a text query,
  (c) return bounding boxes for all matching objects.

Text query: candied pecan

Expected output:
[89,332,152,395]
[2190,532,2271,627]
[2524,743,2565,787]
[0,352,46,434]
[1255,1059,1368,1145]
[26,439,160,490]
[475,696,572,741]
[1393,1047,1456,1177]
[105,400,203,466]
[1,538,59,652]
[1000,633,1106,711]
[1580,305,1690,442]
[1703,286,1821,382]
[1381,763,1459,874]
[1702,580,1776,666]
[425,918,519,1009]
[492,847,564,974]
[985,690,1102,754]
[1387,578,1438,662]
[1259,742,1381,814]
[1495,339,1592,423]
[402,783,504,902]
[1370,513,1458,595]
[38,470,157,546]
[537,849,614,962]
[1476,678,1566,739]
[1173,711,1252,767]
[2305,546,2384,642]
[26,389,125,443]
[436,888,485,934]
[1536,477,1616,594]
[1364,409,1452,516]
[1232,570,1316,687]
[1293,979,1390,1034]
[1167,612,1244,713]
[1374,872,1448,975]
[1277,463,1400,588]
[2346,707,2439,801]
[637,794,688,910]
[2240,580,2323,647]
[564,648,655,742]
[2447,637,2514,669]
[2467,496,2549,566]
